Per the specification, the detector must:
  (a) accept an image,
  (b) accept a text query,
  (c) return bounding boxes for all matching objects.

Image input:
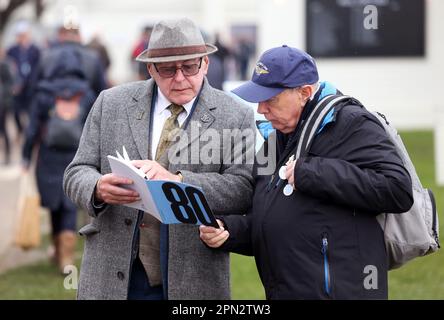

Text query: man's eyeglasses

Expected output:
[153,58,203,78]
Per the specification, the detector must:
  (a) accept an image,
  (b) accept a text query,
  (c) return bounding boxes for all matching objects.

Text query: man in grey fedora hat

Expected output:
[63,18,255,300]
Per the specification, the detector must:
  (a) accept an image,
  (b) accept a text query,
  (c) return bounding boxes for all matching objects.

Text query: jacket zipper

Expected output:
[321,233,331,296]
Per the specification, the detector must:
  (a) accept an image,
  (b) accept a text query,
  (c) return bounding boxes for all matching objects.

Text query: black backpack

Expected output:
[38,49,92,150]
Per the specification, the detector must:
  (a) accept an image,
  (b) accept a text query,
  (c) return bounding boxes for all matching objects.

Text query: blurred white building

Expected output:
[2,0,444,183]
[3,0,442,128]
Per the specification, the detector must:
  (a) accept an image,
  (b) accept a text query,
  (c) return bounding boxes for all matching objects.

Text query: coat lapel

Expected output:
[127,80,154,160]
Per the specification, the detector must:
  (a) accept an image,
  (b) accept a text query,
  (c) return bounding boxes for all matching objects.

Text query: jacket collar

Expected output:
[127,80,153,159]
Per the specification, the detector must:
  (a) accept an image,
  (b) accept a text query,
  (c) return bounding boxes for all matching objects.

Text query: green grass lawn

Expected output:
[0,235,82,300]
[387,131,444,299]
[0,130,442,300]
[0,259,79,300]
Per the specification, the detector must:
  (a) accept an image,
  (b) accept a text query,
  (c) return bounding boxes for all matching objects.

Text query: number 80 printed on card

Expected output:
[107,146,219,228]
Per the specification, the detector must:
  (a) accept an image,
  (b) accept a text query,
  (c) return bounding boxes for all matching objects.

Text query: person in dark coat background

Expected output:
[202,31,225,90]
[6,21,41,135]
[130,25,153,80]
[205,49,224,90]
[0,48,14,165]
[200,45,414,299]
[22,48,95,273]
[32,26,107,101]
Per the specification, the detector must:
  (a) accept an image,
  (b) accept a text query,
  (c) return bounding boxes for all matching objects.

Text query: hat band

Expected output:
[147,45,207,58]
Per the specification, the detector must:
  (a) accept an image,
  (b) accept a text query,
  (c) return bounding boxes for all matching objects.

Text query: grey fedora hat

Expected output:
[136,18,218,63]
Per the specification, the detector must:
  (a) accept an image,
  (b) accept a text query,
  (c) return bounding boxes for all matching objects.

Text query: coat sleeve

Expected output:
[22,94,50,167]
[63,91,109,218]
[294,109,414,214]
[22,97,42,166]
[216,212,254,256]
[180,107,256,215]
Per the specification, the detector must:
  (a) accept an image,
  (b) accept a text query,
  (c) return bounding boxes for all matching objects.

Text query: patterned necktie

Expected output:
[155,103,184,161]
[138,103,185,287]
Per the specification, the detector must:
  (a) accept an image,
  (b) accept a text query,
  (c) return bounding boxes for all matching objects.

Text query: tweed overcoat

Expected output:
[63,78,255,299]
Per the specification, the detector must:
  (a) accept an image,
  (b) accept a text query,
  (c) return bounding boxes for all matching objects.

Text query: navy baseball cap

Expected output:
[232,45,319,103]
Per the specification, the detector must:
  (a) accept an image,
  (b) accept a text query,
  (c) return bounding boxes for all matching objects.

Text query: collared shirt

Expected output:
[151,87,195,158]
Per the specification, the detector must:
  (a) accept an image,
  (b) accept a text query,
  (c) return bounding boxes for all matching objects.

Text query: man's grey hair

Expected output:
[289,82,320,99]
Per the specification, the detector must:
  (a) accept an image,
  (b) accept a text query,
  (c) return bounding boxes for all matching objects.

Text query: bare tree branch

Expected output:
[0,0,28,34]
[0,0,45,36]
[34,0,45,19]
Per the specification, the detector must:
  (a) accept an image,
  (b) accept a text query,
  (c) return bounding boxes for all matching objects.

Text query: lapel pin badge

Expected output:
[283,184,294,196]
[136,111,145,120]
[201,114,211,123]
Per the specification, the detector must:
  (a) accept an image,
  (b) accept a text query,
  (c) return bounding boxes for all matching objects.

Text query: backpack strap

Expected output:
[295,95,352,160]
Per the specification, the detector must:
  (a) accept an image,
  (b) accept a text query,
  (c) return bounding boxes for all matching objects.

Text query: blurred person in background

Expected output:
[22,25,106,272]
[87,33,112,85]
[130,25,153,80]
[206,50,224,90]
[87,34,111,72]
[0,48,15,165]
[6,21,41,136]
[33,26,107,100]
[201,31,224,90]
[22,47,96,273]
[213,33,231,84]
[235,37,254,80]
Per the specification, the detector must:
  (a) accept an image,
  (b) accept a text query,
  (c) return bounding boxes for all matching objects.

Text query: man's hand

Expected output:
[285,159,296,186]
[199,219,229,248]
[131,160,181,182]
[95,173,140,205]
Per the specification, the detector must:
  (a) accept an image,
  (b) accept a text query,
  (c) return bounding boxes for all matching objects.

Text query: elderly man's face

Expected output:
[148,56,209,105]
[257,87,310,134]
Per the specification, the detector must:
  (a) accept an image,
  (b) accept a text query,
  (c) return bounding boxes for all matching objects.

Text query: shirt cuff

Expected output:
[91,184,106,210]
[176,171,184,182]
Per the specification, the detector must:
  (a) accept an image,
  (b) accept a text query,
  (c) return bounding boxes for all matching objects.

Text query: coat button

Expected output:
[117,271,125,280]
[124,218,132,226]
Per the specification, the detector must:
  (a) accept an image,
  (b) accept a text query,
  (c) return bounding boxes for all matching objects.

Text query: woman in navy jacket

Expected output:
[22,50,95,272]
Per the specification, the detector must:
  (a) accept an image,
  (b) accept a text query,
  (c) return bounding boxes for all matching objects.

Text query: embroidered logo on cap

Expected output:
[255,62,269,75]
